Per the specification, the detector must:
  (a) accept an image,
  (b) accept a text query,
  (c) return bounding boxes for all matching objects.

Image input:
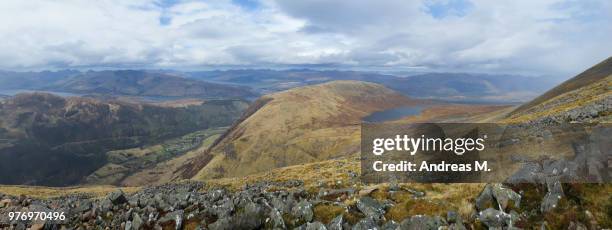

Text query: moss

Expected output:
[370,188,389,201]
[385,198,446,222]
[313,204,345,224]
[183,218,201,230]
[343,206,366,225]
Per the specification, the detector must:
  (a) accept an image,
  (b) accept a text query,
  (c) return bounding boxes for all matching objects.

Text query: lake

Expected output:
[363,105,425,122]
[0,89,81,97]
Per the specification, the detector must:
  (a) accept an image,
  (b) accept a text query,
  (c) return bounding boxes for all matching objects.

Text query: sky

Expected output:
[0,0,610,76]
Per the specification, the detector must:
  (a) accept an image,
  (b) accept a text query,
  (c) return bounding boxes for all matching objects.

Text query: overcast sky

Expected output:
[0,0,610,76]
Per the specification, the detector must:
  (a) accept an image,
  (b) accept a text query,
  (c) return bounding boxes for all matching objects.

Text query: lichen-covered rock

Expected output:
[327,215,344,230]
[356,197,386,221]
[352,217,378,230]
[478,208,507,228]
[292,200,314,224]
[399,215,442,230]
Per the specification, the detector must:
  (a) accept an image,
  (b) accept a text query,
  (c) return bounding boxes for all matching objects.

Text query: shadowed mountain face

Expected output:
[0,70,256,100]
[178,80,424,180]
[0,93,248,186]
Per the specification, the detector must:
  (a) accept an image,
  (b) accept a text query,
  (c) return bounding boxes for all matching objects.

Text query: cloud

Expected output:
[0,0,610,76]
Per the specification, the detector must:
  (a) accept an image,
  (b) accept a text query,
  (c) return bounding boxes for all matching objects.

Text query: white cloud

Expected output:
[0,0,610,76]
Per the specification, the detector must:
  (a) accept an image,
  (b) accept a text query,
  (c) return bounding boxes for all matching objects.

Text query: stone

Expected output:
[306,221,328,230]
[327,215,344,230]
[318,188,355,201]
[356,197,385,221]
[475,184,520,211]
[158,210,184,230]
[506,162,544,184]
[399,215,440,230]
[268,208,286,229]
[568,221,588,230]
[381,220,399,230]
[0,199,12,208]
[233,201,264,229]
[99,198,113,213]
[352,217,378,230]
[448,222,467,230]
[30,223,45,230]
[358,187,378,197]
[541,179,563,213]
[74,200,93,213]
[208,217,234,230]
[446,211,458,223]
[132,213,143,230]
[108,190,128,205]
[478,208,507,228]
[490,184,521,210]
[292,200,314,224]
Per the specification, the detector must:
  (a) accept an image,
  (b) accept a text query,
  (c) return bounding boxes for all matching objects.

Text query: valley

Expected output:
[0,57,610,229]
[0,94,248,186]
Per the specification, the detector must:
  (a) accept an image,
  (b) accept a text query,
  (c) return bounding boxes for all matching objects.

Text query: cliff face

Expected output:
[0,93,248,186]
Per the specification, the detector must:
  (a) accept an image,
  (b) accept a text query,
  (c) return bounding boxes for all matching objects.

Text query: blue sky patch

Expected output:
[232,0,259,10]
[425,0,473,19]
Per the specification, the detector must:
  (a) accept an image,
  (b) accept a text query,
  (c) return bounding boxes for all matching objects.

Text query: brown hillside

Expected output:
[505,57,611,123]
[511,56,612,116]
[178,80,421,180]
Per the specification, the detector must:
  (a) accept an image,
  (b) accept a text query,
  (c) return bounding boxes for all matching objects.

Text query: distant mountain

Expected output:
[0,70,79,89]
[53,70,256,99]
[188,70,560,103]
[0,70,256,100]
[375,73,558,103]
[505,56,611,123]
[0,93,248,186]
[177,80,423,180]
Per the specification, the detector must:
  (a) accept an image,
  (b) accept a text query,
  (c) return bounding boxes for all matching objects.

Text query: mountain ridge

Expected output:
[177,80,424,180]
[505,56,611,123]
[511,56,612,116]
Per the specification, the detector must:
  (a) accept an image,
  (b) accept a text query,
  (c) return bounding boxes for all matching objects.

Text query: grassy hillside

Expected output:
[179,81,422,180]
[505,57,611,123]
[510,56,611,116]
[0,93,248,186]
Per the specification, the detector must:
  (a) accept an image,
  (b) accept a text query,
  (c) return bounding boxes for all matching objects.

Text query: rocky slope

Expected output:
[1,174,610,229]
[0,93,248,186]
[176,81,422,180]
[506,56,611,123]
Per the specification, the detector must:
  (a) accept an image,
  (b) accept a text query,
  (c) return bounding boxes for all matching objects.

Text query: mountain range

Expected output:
[188,70,562,103]
[0,70,256,100]
[0,69,562,104]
